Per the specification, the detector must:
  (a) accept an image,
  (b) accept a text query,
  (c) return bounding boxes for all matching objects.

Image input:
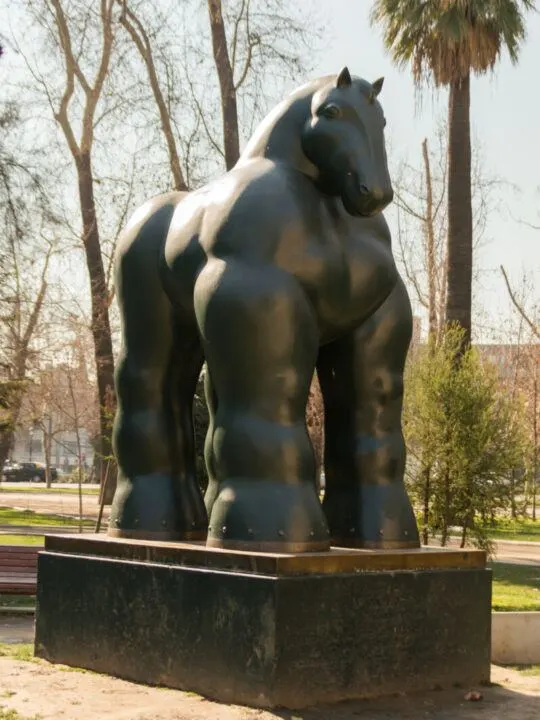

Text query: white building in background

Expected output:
[9,359,98,472]
[11,424,95,471]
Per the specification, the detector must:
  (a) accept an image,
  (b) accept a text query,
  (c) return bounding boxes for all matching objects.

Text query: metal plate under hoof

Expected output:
[108,528,206,542]
[332,538,421,550]
[206,537,331,554]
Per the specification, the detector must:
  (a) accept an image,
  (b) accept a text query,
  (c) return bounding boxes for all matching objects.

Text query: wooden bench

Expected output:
[0,546,40,595]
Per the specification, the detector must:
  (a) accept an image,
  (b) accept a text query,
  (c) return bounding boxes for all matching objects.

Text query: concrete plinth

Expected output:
[492,612,540,664]
[34,534,491,709]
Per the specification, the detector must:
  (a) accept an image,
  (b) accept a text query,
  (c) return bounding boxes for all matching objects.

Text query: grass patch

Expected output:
[503,664,540,677]
[487,519,540,543]
[0,507,93,528]
[0,595,35,609]
[490,562,540,611]
[0,486,98,496]
[0,644,36,663]
[517,665,540,677]
[0,643,94,677]
[0,708,41,720]
[0,535,44,546]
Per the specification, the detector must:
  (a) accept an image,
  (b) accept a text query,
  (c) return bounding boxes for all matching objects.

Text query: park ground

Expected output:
[0,483,537,718]
[0,622,537,720]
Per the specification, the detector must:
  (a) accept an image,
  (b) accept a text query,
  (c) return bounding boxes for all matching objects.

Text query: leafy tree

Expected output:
[0,101,54,465]
[404,327,530,549]
[0,380,26,434]
[371,0,535,347]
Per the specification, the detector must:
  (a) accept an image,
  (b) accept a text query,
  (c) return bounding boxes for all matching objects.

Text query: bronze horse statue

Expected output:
[109,67,420,553]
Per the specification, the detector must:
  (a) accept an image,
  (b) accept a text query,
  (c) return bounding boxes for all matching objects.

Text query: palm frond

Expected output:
[370,0,536,87]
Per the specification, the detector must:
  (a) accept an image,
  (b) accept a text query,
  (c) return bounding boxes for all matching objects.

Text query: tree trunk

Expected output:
[0,430,14,470]
[510,469,517,519]
[422,464,431,545]
[75,151,116,503]
[44,416,52,489]
[460,523,467,548]
[533,373,538,521]
[422,139,438,345]
[207,0,240,170]
[0,389,24,468]
[445,73,473,348]
[440,467,451,547]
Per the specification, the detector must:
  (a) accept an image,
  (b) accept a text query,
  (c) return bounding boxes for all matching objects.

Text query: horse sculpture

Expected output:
[109,67,420,553]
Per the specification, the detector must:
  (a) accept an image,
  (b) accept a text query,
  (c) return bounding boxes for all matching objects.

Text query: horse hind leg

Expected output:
[317,278,419,548]
[109,203,207,540]
[202,367,219,515]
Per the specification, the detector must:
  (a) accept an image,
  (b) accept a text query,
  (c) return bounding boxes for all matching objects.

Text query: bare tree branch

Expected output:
[49,0,80,156]
[394,191,426,223]
[49,0,91,95]
[185,74,226,161]
[501,265,540,341]
[22,248,52,351]
[233,2,260,91]
[118,0,188,191]
[80,0,115,151]
[396,206,428,309]
[230,0,247,72]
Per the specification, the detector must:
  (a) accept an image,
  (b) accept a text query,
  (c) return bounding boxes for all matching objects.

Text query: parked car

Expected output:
[1,462,58,482]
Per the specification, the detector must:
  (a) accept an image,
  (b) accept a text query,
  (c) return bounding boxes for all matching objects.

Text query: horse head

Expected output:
[301,67,393,217]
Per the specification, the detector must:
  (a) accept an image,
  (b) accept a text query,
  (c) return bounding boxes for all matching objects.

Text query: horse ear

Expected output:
[336,67,352,89]
[370,77,384,100]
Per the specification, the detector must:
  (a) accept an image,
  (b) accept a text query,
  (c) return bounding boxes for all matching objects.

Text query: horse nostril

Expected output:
[359,184,370,196]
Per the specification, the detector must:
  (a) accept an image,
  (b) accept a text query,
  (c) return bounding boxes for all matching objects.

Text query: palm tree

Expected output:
[371,0,535,347]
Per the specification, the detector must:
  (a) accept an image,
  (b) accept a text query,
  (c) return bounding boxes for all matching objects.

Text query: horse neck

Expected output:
[238,88,321,178]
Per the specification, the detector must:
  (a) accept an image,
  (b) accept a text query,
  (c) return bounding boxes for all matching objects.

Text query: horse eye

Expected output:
[383,117,387,128]
[320,104,341,120]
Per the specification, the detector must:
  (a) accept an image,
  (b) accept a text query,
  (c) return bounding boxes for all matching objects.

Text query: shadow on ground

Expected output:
[0,655,537,720]
[490,562,540,590]
[0,615,538,719]
[267,680,539,720]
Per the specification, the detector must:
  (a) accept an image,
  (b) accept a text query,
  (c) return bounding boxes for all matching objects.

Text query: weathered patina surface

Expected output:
[109,68,419,552]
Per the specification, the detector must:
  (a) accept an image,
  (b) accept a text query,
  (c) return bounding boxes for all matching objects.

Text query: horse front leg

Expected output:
[317,278,420,548]
[195,259,330,552]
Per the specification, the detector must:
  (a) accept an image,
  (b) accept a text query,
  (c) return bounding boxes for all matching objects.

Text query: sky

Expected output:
[313,1,540,341]
[2,1,539,344]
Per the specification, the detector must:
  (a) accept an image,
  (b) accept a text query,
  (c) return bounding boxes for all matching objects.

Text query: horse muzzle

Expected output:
[342,173,393,217]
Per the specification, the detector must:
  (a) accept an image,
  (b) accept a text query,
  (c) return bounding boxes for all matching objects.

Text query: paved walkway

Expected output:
[0,614,34,643]
[0,488,109,521]
[491,540,540,566]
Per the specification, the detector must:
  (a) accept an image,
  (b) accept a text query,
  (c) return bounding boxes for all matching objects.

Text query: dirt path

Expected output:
[0,617,538,719]
[0,656,537,720]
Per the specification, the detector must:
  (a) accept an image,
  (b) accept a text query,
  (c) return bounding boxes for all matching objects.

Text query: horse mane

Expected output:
[238,75,334,175]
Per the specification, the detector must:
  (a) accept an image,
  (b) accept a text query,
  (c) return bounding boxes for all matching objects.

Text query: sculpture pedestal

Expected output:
[34,535,491,709]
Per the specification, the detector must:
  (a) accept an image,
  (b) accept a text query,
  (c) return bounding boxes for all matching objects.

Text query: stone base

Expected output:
[34,534,491,709]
